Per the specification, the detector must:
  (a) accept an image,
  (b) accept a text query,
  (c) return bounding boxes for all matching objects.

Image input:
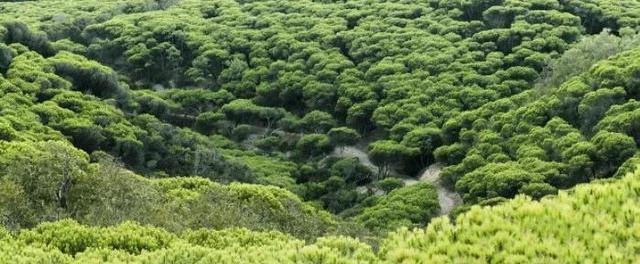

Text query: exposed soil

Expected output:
[333,146,463,215]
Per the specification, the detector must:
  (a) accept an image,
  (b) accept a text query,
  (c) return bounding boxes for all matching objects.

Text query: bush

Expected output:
[374,178,405,193]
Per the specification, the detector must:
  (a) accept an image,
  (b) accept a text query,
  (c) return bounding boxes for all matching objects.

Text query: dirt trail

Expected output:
[245,126,463,215]
[416,163,463,216]
[332,146,462,215]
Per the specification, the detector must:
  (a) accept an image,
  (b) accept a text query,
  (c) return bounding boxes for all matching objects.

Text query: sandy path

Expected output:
[333,146,462,215]
[246,126,463,215]
[417,163,463,216]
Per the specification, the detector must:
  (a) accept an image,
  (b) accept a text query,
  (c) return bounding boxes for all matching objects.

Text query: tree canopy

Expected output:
[1,0,640,262]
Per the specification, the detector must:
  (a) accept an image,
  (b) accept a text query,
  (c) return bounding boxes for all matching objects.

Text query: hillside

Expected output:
[3,166,639,263]
[0,0,640,262]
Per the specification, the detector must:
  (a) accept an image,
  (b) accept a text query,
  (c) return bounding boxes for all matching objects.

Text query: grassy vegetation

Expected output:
[1,0,640,262]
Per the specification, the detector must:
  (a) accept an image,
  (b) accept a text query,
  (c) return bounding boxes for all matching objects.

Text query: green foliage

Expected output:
[49,52,126,99]
[221,99,286,129]
[355,183,439,231]
[182,227,297,249]
[0,43,12,72]
[380,168,640,263]
[331,158,374,184]
[439,46,640,203]
[591,131,637,176]
[295,134,334,158]
[0,141,89,227]
[1,0,640,259]
[456,161,560,203]
[328,127,361,150]
[401,126,443,165]
[299,111,336,134]
[3,0,634,215]
[373,177,405,193]
[1,21,55,56]
[0,141,333,240]
[1,168,640,263]
[368,140,418,177]
[536,29,640,93]
[19,220,175,255]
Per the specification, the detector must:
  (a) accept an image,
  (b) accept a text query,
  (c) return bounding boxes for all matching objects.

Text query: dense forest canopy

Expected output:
[0,0,639,262]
